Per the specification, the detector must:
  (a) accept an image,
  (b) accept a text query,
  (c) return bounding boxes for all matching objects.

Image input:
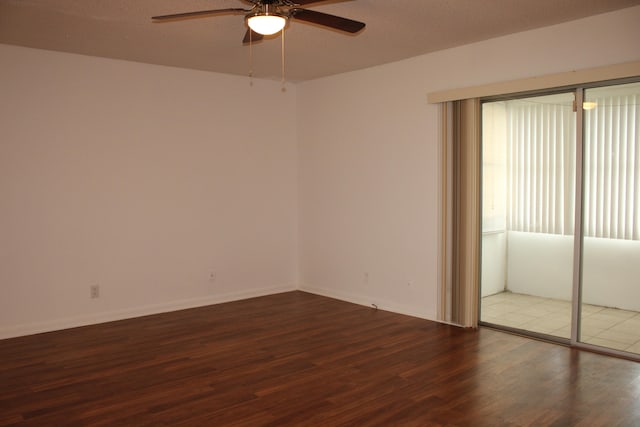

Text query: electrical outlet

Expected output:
[90,285,100,299]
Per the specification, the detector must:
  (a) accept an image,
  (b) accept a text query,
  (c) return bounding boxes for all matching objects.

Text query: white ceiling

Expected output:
[1,0,639,82]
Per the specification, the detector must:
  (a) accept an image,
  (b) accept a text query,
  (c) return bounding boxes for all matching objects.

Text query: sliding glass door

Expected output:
[480,80,640,358]
[580,82,640,354]
[480,92,576,340]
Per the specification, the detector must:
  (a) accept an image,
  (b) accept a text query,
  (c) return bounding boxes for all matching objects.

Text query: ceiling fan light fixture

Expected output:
[247,13,286,35]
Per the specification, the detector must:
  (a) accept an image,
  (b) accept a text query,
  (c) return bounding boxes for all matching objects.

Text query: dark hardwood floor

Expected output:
[1,291,639,426]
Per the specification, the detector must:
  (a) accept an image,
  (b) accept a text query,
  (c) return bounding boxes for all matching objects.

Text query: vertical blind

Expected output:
[506,100,576,235]
[505,90,640,241]
[583,93,640,240]
[440,99,481,328]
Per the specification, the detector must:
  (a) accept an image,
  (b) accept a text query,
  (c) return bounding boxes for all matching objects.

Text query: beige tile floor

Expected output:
[481,291,640,354]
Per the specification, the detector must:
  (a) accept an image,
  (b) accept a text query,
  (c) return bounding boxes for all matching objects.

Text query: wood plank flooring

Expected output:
[1,291,639,426]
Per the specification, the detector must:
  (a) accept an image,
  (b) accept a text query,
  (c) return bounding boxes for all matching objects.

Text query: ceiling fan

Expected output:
[152,0,366,44]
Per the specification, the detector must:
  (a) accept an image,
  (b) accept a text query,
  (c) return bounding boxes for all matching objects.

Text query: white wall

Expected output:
[507,232,640,311]
[0,45,298,338]
[582,237,640,311]
[481,233,507,297]
[506,232,574,301]
[297,6,640,320]
[2,6,640,338]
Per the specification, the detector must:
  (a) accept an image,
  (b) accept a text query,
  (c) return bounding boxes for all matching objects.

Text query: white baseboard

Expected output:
[299,284,437,321]
[1,285,445,340]
[0,285,296,340]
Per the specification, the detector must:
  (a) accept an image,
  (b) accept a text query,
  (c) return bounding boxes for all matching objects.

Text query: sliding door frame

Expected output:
[570,87,585,347]
[479,77,640,361]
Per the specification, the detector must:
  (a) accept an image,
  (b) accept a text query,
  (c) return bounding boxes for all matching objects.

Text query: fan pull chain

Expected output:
[281,27,286,92]
[248,30,254,86]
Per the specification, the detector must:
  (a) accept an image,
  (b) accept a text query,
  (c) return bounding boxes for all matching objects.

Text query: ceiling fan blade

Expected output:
[292,0,353,4]
[152,8,248,21]
[242,29,264,44]
[290,9,365,33]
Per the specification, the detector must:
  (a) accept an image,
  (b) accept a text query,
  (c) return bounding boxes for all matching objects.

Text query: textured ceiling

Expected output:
[1,0,639,82]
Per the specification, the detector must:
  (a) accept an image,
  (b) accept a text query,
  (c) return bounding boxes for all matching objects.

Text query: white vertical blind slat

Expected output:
[633,98,640,240]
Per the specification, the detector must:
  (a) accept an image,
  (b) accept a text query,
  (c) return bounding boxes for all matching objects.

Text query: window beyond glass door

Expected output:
[481,93,576,339]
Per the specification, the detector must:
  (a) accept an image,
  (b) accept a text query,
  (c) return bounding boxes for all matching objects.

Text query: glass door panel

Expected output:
[580,82,640,355]
[481,92,576,339]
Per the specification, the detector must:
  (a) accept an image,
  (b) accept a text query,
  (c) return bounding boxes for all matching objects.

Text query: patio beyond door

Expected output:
[480,82,640,358]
